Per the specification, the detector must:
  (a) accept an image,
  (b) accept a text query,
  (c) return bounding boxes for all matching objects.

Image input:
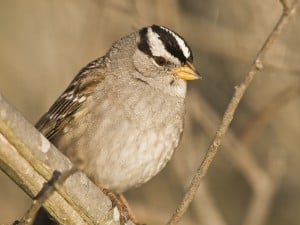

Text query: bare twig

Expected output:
[188,91,269,187]
[166,1,298,224]
[188,91,275,225]
[17,167,78,225]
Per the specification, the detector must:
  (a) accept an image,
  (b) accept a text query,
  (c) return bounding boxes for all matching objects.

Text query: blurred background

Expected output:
[0,0,300,224]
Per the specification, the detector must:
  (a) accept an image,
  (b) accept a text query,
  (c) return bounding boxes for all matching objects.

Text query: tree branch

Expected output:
[166,1,298,224]
[0,94,133,225]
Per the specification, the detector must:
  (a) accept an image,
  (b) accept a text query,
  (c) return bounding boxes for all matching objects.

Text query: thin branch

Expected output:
[188,91,269,187]
[17,167,78,225]
[166,1,298,224]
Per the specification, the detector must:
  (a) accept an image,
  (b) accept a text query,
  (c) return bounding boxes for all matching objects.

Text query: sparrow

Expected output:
[33,24,200,225]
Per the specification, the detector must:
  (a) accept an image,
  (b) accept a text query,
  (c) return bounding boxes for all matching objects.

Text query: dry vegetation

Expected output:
[0,0,300,225]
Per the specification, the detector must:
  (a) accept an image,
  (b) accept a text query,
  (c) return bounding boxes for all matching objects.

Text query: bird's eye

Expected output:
[154,56,167,66]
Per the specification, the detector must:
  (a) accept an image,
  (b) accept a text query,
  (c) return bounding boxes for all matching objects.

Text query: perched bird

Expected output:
[33,24,200,225]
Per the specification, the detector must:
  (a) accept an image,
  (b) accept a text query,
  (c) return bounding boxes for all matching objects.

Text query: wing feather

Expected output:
[35,57,105,141]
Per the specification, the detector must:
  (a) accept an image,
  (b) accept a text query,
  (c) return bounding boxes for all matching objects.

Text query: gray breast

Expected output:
[55,78,185,193]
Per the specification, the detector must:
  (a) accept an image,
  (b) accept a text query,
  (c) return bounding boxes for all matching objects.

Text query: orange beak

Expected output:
[172,61,201,80]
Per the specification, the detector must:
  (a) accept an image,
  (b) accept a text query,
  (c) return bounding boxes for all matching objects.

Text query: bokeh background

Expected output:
[1,0,300,225]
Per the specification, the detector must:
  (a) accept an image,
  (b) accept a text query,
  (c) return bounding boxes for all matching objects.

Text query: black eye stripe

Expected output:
[137,25,193,64]
[138,27,152,57]
[151,25,193,63]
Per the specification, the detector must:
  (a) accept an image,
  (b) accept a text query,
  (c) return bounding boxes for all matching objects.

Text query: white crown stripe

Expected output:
[147,27,180,65]
[159,26,190,59]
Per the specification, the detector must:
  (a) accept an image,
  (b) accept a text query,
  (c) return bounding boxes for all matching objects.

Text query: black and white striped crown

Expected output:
[138,25,193,65]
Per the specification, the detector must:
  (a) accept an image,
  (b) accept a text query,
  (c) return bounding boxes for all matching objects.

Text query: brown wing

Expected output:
[35,57,105,141]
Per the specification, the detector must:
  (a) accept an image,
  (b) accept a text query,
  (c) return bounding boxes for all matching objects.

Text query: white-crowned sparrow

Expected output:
[33,24,200,225]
